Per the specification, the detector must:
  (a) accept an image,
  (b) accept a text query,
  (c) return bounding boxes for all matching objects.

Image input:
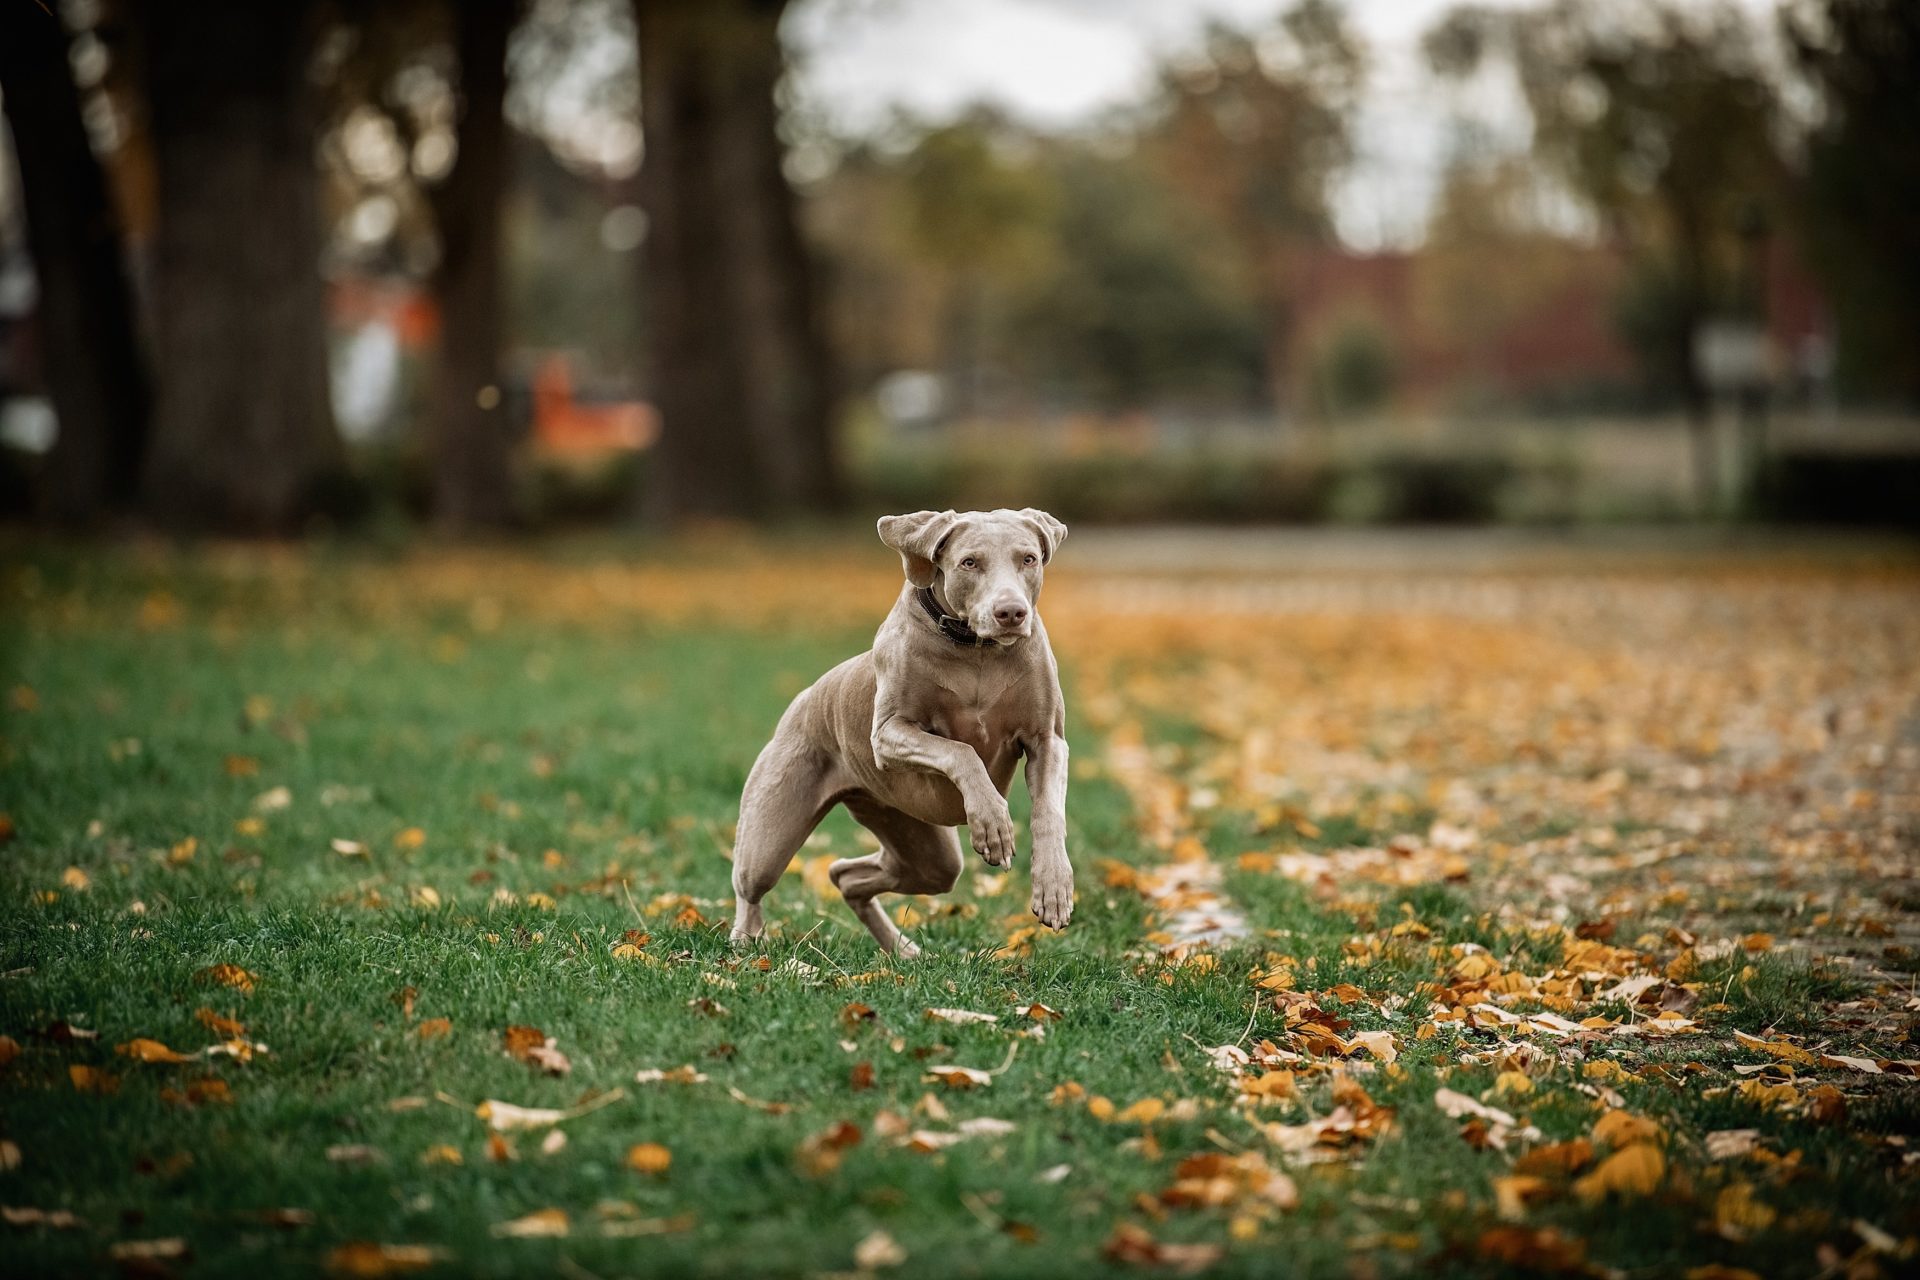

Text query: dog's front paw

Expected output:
[967,800,1016,867]
[1030,860,1073,930]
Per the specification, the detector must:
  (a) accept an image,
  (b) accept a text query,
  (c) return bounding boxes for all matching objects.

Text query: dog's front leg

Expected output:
[872,715,1016,867]
[1022,733,1073,929]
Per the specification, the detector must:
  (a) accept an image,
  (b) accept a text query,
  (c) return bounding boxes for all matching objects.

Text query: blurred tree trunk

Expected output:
[0,4,149,524]
[137,1,342,533]
[632,0,838,521]
[430,0,517,530]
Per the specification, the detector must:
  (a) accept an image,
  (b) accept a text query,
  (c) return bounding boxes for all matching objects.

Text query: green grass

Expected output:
[2,543,1915,1278]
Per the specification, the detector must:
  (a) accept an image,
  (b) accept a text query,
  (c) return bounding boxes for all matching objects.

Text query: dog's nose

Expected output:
[993,601,1029,628]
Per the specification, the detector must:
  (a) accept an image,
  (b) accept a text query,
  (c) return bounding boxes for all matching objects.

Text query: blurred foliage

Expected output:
[1309,314,1398,421]
[1784,0,1920,403]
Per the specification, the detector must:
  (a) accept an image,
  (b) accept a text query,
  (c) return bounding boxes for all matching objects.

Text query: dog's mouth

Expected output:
[974,620,1032,645]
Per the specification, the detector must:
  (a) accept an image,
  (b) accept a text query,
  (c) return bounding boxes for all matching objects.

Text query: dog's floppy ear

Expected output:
[1016,508,1069,564]
[877,510,959,587]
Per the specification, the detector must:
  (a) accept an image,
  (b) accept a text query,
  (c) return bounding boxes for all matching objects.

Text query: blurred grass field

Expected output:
[2,531,1918,1278]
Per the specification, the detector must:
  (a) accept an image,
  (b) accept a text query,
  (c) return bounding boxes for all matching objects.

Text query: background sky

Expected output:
[787,0,1783,249]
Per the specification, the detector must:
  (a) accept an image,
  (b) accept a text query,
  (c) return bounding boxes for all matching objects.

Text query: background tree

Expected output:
[0,2,149,524]
[137,0,343,532]
[632,0,838,521]
[893,115,1056,421]
[1143,1,1366,422]
[1785,0,1920,405]
[430,0,520,528]
[1427,0,1784,502]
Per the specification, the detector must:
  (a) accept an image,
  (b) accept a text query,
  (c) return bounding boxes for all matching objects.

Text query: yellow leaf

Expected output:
[1489,1071,1533,1099]
[394,827,427,850]
[421,1145,463,1166]
[1591,1110,1664,1149]
[1494,1175,1552,1221]
[1572,1143,1666,1202]
[1713,1182,1776,1239]
[1116,1098,1166,1124]
[626,1142,672,1174]
[61,866,91,892]
[1086,1096,1116,1121]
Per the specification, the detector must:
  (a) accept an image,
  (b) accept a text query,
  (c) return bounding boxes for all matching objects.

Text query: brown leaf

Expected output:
[325,1242,448,1277]
[849,1061,875,1091]
[795,1120,862,1177]
[1513,1139,1593,1177]
[69,1064,120,1094]
[194,1009,246,1038]
[416,1018,451,1041]
[117,1038,195,1064]
[195,963,257,994]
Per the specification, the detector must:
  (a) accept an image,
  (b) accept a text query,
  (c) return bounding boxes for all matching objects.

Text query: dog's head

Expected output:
[877,508,1068,646]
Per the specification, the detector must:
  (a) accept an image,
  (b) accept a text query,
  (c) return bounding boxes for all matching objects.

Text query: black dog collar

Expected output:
[915,585,986,647]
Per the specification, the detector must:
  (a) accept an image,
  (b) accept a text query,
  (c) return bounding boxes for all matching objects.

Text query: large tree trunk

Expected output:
[430,0,517,530]
[633,0,838,522]
[0,3,150,524]
[137,1,342,533]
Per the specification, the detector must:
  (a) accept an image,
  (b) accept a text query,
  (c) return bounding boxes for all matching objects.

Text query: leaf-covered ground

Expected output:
[2,531,1917,1279]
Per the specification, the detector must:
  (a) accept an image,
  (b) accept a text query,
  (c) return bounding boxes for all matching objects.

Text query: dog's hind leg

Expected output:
[730,734,838,948]
[833,797,964,958]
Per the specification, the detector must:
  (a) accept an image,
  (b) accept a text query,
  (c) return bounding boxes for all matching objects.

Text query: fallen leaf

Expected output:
[923,1065,992,1090]
[492,1208,569,1238]
[1704,1129,1761,1161]
[2,1206,85,1229]
[416,1018,451,1041]
[69,1064,120,1094]
[475,1089,625,1132]
[1572,1143,1665,1202]
[634,1065,708,1085]
[108,1238,190,1262]
[326,1144,384,1166]
[854,1229,907,1269]
[325,1242,448,1276]
[626,1143,672,1174]
[194,1008,245,1038]
[117,1037,195,1064]
[926,1008,999,1025]
[796,1120,862,1176]
[196,963,257,994]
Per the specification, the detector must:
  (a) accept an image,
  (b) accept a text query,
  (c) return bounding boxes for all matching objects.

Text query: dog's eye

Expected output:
[959,557,978,570]
[1023,554,1037,566]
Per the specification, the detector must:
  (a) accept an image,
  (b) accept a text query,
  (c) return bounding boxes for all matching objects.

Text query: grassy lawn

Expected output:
[3,535,1917,1278]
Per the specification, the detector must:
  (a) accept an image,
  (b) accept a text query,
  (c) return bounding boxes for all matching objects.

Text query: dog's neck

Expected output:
[914,583,986,647]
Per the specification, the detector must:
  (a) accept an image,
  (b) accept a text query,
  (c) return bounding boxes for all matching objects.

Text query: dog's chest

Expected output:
[920,670,1028,763]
